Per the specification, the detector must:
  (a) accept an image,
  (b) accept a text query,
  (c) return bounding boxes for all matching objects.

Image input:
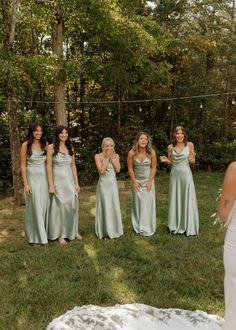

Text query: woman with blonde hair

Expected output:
[160,126,199,236]
[95,137,123,239]
[127,132,157,236]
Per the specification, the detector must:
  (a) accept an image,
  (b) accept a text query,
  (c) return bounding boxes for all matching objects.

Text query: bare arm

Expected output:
[71,153,80,193]
[146,150,157,192]
[127,150,140,192]
[188,142,195,164]
[46,144,55,194]
[217,162,236,222]
[160,144,172,164]
[20,142,31,194]
[95,153,110,175]
[111,153,121,173]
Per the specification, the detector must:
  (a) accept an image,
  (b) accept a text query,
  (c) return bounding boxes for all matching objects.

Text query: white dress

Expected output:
[47,304,224,330]
[223,200,236,330]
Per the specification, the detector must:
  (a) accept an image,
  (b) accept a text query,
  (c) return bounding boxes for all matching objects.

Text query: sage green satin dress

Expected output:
[131,158,156,236]
[48,152,79,240]
[168,146,199,236]
[95,160,123,239]
[25,151,49,244]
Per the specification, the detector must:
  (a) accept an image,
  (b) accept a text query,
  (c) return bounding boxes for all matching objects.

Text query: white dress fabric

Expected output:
[223,200,236,330]
[47,304,224,330]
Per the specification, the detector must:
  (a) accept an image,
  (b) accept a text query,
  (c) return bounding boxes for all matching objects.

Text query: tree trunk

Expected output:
[52,11,67,126]
[3,0,24,204]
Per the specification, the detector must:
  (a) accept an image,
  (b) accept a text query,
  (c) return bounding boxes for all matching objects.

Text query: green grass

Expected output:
[0,172,225,329]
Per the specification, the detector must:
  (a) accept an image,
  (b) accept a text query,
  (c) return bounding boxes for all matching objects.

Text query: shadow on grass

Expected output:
[0,172,225,329]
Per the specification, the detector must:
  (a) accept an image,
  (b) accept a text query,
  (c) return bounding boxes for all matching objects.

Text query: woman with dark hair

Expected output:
[95,137,123,239]
[47,125,81,245]
[21,122,48,245]
[160,126,199,236]
[218,162,236,330]
[127,132,157,236]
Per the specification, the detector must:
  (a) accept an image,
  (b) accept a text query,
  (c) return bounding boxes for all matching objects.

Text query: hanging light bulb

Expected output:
[200,103,203,109]
[168,105,171,110]
[108,111,112,116]
[232,99,236,106]
[139,105,142,112]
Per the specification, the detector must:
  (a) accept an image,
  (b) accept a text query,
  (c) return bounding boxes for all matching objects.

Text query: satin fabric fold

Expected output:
[24,151,49,244]
[48,152,79,240]
[95,160,123,239]
[131,158,156,236]
[223,201,236,330]
[168,146,199,236]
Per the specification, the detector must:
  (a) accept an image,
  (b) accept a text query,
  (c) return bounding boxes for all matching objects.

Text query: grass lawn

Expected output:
[0,171,226,329]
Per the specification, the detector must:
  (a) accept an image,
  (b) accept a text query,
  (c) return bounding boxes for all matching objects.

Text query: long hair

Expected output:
[172,126,187,146]
[53,125,74,156]
[132,132,153,157]
[101,137,115,152]
[26,122,47,157]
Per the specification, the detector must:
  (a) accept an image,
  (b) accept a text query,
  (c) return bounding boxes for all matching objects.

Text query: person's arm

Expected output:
[71,152,80,193]
[20,142,31,195]
[95,153,110,175]
[160,144,172,164]
[188,142,195,164]
[111,153,121,173]
[217,162,236,222]
[146,150,157,192]
[127,150,140,192]
[46,144,55,194]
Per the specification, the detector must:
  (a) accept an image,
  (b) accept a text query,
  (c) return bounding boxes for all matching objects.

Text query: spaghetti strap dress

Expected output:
[95,160,123,239]
[48,152,79,240]
[168,146,199,236]
[131,158,156,236]
[24,150,49,244]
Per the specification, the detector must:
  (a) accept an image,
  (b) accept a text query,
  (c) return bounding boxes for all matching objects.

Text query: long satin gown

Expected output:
[24,151,49,244]
[223,201,236,330]
[48,152,79,240]
[168,146,199,236]
[131,158,156,236]
[95,160,123,239]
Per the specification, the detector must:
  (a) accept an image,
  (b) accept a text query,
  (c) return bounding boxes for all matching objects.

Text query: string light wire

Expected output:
[11,91,236,105]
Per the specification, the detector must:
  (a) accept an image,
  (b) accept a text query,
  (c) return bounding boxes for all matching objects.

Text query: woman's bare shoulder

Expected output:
[187,141,194,147]
[95,152,103,159]
[227,162,236,174]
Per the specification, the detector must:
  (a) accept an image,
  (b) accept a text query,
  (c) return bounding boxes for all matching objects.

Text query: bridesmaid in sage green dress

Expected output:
[160,126,199,236]
[95,137,123,239]
[21,122,48,245]
[127,132,157,236]
[47,126,81,245]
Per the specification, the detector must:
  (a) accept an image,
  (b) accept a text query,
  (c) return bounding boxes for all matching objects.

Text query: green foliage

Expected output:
[1,0,236,186]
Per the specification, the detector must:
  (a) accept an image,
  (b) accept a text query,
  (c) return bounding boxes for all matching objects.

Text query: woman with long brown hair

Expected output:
[127,132,157,236]
[21,122,49,245]
[47,125,81,245]
[160,126,199,236]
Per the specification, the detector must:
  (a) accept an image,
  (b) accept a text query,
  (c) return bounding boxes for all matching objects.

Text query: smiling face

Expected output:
[33,126,43,140]
[138,134,148,149]
[59,129,69,142]
[175,129,185,143]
